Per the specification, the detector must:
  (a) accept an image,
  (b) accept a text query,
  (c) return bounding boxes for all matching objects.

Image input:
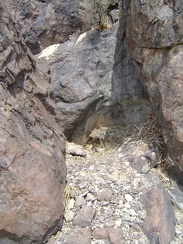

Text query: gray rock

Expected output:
[67,142,87,157]
[141,163,150,174]
[75,196,85,207]
[122,0,183,171]
[5,0,119,54]
[168,182,183,211]
[121,213,131,222]
[37,22,151,143]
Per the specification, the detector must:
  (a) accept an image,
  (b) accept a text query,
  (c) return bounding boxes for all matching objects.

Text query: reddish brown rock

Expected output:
[0,3,66,243]
[107,228,124,244]
[141,186,175,243]
[72,206,96,227]
[97,189,113,201]
[93,228,109,240]
[65,228,91,244]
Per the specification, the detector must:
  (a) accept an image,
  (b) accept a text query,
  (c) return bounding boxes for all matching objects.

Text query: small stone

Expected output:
[128,209,137,216]
[67,199,75,210]
[80,171,88,177]
[101,201,109,206]
[65,228,91,244]
[86,193,95,201]
[97,189,113,201]
[177,232,183,240]
[122,213,131,221]
[79,181,88,189]
[124,161,130,166]
[70,188,80,198]
[98,216,105,222]
[73,206,96,227]
[125,194,133,202]
[80,191,89,197]
[107,228,124,244]
[88,165,95,172]
[133,178,141,189]
[141,163,150,174]
[67,142,87,157]
[93,228,108,240]
[64,210,75,222]
[114,218,122,227]
[75,196,85,206]
[87,201,93,207]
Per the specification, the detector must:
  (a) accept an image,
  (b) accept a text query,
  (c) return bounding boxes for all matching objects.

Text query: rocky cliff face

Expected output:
[122,0,183,169]
[0,3,66,243]
[0,0,183,243]
[7,0,119,54]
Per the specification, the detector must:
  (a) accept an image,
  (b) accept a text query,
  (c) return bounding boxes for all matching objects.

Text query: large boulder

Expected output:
[36,23,151,143]
[122,0,183,168]
[0,3,66,243]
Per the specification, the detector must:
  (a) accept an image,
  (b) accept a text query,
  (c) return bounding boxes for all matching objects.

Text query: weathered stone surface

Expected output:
[5,0,119,54]
[93,228,108,240]
[141,185,175,243]
[65,228,91,244]
[168,181,183,211]
[107,228,124,244]
[122,0,183,170]
[167,165,183,191]
[97,189,113,201]
[0,3,66,243]
[72,206,96,227]
[36,26,118,143]
[36,23,151,143]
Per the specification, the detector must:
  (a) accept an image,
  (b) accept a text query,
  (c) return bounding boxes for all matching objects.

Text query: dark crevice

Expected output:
[107,3,119,12]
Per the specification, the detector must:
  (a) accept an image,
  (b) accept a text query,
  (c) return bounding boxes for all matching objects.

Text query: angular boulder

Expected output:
[0,3,66,243]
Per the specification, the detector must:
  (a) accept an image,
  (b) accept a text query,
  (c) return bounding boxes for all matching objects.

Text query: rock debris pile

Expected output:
[48,125,183,244]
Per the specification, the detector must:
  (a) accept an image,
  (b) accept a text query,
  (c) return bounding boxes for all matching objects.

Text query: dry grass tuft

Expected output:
[88,111,164,155]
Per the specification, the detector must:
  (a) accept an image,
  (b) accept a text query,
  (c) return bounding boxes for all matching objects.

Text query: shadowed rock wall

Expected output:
[122,0,183,168]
